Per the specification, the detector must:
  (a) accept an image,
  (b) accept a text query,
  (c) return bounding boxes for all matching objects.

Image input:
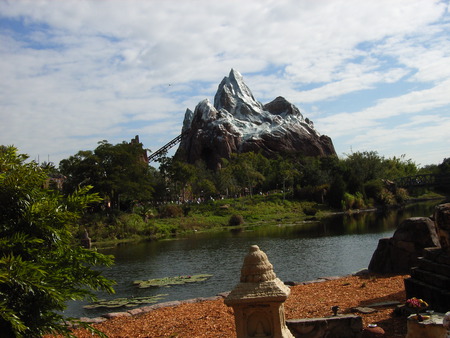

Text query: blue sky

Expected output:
[1,0,449,167]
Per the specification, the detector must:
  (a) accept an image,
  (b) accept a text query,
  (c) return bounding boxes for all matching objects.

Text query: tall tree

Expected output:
[225,152,266,196]
[60,140,154,210]
[0,146,115,337]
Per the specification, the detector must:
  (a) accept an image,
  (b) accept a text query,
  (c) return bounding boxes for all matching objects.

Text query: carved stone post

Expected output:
[81,229,91,249]
[225,245,294,338]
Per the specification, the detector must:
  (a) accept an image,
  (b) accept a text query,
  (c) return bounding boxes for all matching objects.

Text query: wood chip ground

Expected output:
[50,274,409,337]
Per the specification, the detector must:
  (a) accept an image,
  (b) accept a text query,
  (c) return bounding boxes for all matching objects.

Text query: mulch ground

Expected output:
[53,274,409,337]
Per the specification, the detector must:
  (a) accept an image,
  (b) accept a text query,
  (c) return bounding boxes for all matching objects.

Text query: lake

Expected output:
[64,200,443,318]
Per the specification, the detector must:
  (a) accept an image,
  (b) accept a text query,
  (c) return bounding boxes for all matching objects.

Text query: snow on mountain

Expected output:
[177,69,335,169]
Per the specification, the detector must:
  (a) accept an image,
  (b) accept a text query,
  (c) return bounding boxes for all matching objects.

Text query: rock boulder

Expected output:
[368,217,441,274]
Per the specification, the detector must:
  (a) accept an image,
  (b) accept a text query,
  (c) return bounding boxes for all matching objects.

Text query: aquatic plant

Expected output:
[133,274,213,288]
[84,294,168,309]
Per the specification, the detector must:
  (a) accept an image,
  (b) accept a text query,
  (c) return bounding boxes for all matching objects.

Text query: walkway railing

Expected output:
[147,129,189,163]
[394,173,450,188]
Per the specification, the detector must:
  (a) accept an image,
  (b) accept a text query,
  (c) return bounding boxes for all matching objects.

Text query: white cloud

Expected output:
[0,0,449,166]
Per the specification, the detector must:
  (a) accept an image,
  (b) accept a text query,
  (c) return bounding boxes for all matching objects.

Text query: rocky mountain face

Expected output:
[175,69,336,169]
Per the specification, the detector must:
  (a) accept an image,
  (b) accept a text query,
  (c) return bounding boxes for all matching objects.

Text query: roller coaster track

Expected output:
[147,129,189,163]
[394,173,450,188]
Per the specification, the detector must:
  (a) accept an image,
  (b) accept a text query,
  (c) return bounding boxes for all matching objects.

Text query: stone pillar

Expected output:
[224,245,294,338]
[81,229,91,249]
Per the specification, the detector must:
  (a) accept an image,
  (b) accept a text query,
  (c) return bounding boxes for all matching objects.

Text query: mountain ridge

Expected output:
[176,69,336,169]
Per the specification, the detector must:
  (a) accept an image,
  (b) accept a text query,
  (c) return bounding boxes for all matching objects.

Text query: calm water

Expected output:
[64,200,442,318]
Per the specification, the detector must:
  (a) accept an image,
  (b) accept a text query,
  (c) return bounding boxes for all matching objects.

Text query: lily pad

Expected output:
[133,274,213,288]
[83,294,168,309]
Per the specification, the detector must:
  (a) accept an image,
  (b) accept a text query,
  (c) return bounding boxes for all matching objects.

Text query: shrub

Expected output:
[364,179,383,201]
[342,192,355,210]
[114,213,148,238]
[303,205,318,216]
[354,192,365,209]
[0,146,114,337]
[228,214,244,226]
[295,185,328,203]
[395,188,409,204]
[378,188,396,206]
[158,204,183,218]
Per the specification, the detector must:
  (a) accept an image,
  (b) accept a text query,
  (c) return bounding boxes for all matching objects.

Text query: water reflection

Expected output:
[64,200,442,318]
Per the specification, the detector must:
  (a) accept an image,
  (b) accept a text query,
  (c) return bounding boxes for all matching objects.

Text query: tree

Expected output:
[0,146,115,337]
[342,151,384,194]
[225,153,266,196]
[382,155,418,179]
[170,161,196,202]
[60,140,154,210]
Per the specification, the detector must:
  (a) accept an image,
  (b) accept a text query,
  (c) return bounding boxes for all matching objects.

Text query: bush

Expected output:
[342,192,355,210]
[378,188,396,206]
[114,213,148,238]
[364,179,383,200]
[303,205,318,216]
[228,214,244,226]
[158,204,183,218]
[0,146,114,337]
[395,188,409,204]
[354,192,365,209]
[295,185,328,203]
[328,176,346,208]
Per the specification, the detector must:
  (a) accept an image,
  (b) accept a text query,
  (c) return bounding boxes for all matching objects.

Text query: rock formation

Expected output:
[368,217,441,274]
[405,203,450,312]
[175,69,336,169]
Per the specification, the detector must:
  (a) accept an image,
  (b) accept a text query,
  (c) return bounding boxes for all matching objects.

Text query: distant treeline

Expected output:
[53,139,449,212]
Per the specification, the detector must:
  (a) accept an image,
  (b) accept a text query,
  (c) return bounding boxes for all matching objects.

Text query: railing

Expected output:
[394,173,450,188]
[147,129,190,163]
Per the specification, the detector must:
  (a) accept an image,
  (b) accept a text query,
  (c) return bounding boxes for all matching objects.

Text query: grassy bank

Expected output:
[80,194,329,246]
[79,192,446,247]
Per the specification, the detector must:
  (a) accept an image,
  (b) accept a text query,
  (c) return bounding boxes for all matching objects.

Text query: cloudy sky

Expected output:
[1,0,449,167]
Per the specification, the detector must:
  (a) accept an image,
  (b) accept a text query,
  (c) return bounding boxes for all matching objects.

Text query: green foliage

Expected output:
[59,140,154,210]
[341,192,365,210]
[378,188,396,206]
[303,205,318,216]
[221,152,267,196]
[113,213,150,238]
[158,204,184,218]
[395,188,409,204]
[295,184,328,203]
[133,274,213,288]
[328,175,346,209]
[342,192,355,210]
[0,146,115,337]
[228,214,244,226]
[364,179,384,201]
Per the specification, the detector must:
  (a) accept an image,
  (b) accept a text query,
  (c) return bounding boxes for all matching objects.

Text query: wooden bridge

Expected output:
[394,173,450,188]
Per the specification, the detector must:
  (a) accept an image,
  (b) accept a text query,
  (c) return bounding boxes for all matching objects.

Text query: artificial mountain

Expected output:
[175,69,336,169]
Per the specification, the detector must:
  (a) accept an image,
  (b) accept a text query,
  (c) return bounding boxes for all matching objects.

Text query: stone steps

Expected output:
[410,266,450,290]
[416,257,450,279]
[404,277,450,313]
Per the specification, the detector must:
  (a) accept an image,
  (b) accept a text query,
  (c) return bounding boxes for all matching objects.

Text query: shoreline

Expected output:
[72,269,371,324]
[89,196,446,249]
[52,272,410,337]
